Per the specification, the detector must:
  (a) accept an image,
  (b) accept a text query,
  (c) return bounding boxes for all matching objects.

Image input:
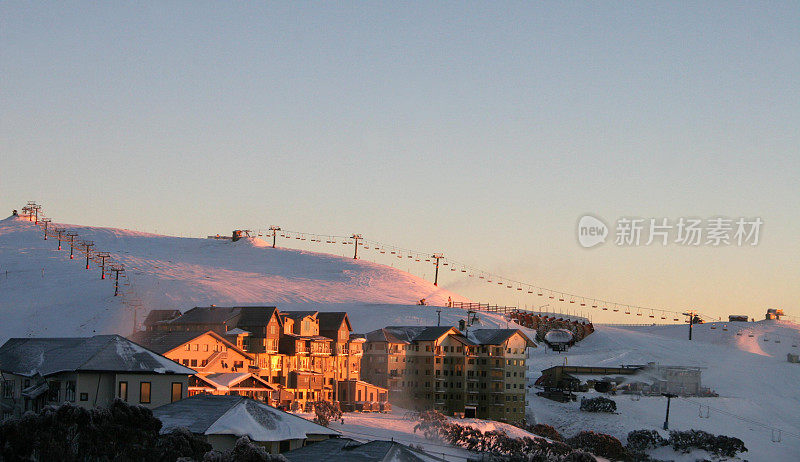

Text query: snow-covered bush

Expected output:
[625,429,667,452]
[579,396,617,413]
[413,409,450,440]
[528,423,564,441]
[561,451,597,462]
[566,431,627,461]
[157,427,215,461]
[0,399,211,461]
[311,400,342,427]
[668,429,747,458]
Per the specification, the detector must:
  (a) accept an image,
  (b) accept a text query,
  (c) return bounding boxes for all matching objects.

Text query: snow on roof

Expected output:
[153,395,339,441]
[169,306,241,325]
[470,328,535,346]
[0,335,195,377]
[365,326,459,344]
[223,328,250,336]
[143,309,182,327]
[202,372,276,390]
[543,329,574,344]
[283,437,439,462]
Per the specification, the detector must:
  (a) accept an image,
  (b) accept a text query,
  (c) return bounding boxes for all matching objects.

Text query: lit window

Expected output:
[140,382,151,404]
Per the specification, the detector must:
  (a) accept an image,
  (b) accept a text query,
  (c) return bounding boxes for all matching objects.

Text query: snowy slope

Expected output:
[0,215,468,343]
[527,321,800,460]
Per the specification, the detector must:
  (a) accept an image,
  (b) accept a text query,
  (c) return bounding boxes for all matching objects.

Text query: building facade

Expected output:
[141,306,383,410]
[361,326,535,422]
[0,335,194,419]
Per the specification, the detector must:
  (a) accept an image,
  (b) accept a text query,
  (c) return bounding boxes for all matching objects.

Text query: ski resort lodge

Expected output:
[360,325,535,423]
[137,306,387,411]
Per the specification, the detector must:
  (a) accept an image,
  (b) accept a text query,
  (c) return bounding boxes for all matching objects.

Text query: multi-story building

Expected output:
[141,306,385,410]
[361,326,535,422]
[130,329,278,402]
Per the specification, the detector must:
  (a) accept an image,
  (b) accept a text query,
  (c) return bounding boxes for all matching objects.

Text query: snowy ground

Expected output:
[527,321,800,460]
[3,214,799,460]
[0,215,468,343]
[295,407,540,462]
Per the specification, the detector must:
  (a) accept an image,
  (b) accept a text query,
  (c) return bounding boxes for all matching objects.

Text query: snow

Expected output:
[0,215,468,343]
[526,322,800,460]
[3,214,799,459]
[206,399,339,441]
[293,407,540,461]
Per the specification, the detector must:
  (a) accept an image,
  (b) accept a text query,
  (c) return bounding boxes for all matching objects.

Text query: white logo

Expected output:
[577,215,608,248]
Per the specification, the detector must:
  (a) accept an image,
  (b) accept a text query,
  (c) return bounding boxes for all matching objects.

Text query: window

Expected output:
[64,380,76,402]
[1,380,13,399]
[184,344,190,351]
[171,382,183,402]
[118,381,128,401]
[47,381,61,402]
[190,359,198,367]
[79,393,88,401]
[140,382,151,404]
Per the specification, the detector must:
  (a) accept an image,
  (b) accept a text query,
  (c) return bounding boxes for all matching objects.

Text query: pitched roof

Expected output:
[153,395,339,441]
[317,312,351,332]
[469,329,536,347]
[164,306,279,330]
[364,326,459,344]
[169,306,241,325]
[283,437,441,462]
[281,310,319,321]
[202,372,277,390]
[128,330,252,359]
[235,306,280,328]
[0,335,195,377]
[143,309,182,327]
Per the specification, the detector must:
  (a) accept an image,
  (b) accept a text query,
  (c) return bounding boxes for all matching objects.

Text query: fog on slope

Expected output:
[0,216,468,343]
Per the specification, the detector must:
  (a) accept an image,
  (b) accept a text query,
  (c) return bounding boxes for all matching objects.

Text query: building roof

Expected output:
[0,335,195,377]
[143,309,182,327]
[364,326,458,344]
[317,312,351,333]
[129,330,252,360]
[169,306,242,325]
[281,310,319,321]
[202,372,277,390]
[153,395,339,441]
[235,306,280,328]
[469,329,536,347]
[283,437,443,462]
[163,306,280,330]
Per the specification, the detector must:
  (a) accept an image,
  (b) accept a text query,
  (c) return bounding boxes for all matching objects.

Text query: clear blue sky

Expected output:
[2,1,798,320]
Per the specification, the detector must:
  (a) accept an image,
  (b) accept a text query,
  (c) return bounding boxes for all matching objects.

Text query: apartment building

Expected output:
[142,306,384,410]
[361,326,535,423]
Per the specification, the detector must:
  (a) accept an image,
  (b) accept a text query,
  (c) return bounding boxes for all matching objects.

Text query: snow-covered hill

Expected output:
[527,321,800,460]
[0,215,469,342]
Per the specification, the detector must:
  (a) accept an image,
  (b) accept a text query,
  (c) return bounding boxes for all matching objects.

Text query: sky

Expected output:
[1,1,798,321]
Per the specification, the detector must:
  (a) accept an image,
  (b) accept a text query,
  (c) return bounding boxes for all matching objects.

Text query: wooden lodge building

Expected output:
[135,306,386,411]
